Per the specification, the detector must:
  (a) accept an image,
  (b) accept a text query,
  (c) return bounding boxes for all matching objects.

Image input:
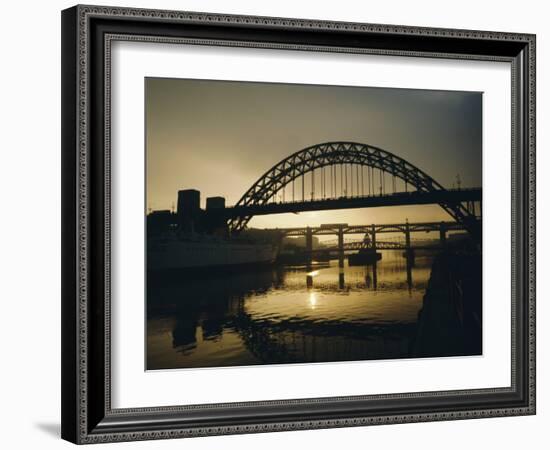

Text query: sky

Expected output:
[145,78,482,229]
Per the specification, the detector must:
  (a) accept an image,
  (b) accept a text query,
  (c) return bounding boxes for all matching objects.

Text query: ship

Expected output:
[348,250,382,266]
[148,233,278,271]
[347,233,381,266]
[147,189,278,271]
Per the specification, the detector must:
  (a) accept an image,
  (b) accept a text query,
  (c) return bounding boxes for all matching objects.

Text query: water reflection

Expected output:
[147,251,433,370]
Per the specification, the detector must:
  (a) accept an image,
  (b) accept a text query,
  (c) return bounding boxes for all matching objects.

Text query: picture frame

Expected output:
[61,4,536,444]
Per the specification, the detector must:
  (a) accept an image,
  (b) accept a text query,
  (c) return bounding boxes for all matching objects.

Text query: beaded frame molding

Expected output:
[61,4,536,444]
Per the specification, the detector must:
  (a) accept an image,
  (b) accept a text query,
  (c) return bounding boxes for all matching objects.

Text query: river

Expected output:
[146,250,436,370]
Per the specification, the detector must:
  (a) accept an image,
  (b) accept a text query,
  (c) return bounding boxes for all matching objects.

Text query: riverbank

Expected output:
[412,244,482,358]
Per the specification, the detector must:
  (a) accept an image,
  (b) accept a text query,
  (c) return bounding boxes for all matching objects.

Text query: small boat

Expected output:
[348,250,382,266]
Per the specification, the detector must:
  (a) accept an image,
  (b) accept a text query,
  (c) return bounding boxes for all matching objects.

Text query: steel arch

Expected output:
[229,141,480,238]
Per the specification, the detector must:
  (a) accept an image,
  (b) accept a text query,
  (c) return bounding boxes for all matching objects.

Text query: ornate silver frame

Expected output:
[61,5,536,444]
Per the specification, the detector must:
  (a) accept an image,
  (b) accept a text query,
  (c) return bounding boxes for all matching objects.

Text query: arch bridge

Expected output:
[225,142,481,240]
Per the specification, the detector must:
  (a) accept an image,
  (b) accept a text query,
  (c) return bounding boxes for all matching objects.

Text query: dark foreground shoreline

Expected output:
[412,248,482,358]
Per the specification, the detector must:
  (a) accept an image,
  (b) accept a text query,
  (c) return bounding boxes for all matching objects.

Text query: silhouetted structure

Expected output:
[153,189,229,236]
[147,209,175,236]
[204,196,228,236]
[177,189,201,233]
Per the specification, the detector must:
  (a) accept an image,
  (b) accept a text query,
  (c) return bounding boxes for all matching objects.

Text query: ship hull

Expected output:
[348,251,382,266]
[148,239,277,272]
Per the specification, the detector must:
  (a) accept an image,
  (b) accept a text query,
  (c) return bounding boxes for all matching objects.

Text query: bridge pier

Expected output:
[338,271,345,289]
[403,220,416,268]
[305,227,313,267]
[439,222,447,248]
[337,227,345,268]
[372,259,378,290]
[403,221,415,266]
[370,224,382,270]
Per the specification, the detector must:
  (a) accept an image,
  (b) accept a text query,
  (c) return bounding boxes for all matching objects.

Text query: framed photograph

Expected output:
[61,5,536,444]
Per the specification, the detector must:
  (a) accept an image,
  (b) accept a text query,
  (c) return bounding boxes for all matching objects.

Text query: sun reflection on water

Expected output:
[308,292,317,309]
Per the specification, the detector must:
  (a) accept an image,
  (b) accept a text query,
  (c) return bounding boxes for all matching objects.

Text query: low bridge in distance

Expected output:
[273,219,479,267]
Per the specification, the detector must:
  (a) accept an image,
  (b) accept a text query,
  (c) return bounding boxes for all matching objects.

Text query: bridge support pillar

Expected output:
[439,222,447,249]
[404,220,411,250]
[337,227,345,268]
[404,220,415,266]
[305,227,313,267]
[370,225,379,289]
[372,262,378,290]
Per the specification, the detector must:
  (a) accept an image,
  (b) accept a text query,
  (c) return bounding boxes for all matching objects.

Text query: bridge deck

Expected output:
[274,219,479,237]
[218,188,481,219]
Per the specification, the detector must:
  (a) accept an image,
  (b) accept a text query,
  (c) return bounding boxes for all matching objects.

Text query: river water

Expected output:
[147,251,434,370]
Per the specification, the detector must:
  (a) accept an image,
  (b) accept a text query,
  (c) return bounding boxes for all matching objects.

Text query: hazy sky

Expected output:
[146,78,482,228]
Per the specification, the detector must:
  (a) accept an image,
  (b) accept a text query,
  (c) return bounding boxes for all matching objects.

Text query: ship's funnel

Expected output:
[177,189,201,232]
